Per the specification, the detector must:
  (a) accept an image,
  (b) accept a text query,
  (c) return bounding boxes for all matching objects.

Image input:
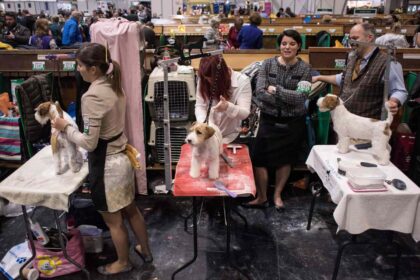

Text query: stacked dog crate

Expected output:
[146,66,196,163]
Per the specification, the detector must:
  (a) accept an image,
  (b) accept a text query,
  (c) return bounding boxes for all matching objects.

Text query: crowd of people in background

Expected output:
[0,4,152,49]
[0,4,420,51]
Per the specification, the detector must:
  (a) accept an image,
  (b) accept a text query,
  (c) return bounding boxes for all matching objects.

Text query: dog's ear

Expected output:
[37,102,50,116]
[189,122,197,131]
[54,101,64,118]
[325,95,339,110]
[205,126,215,139]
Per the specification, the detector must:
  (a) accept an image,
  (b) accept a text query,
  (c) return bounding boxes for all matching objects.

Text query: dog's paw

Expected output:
[208,171,219,180]
[56,163,69,175]
[189,169,200,178]
[70,162,83,173]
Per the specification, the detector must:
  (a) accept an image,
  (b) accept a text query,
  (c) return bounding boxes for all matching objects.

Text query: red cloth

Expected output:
[174,144,256,197]
[227,26,240,49]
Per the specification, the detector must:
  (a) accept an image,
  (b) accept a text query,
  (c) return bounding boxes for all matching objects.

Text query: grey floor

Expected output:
[0,186,419,280]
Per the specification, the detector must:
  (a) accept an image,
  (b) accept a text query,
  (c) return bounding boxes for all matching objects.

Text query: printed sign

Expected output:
[32,61,45,71]
[334,59,346,69]
[62,61,76,71]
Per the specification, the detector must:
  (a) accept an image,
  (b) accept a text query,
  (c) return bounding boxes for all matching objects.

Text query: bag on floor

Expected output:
[33,229,85,278]
[0,241,32,280]
[391,132,416,173]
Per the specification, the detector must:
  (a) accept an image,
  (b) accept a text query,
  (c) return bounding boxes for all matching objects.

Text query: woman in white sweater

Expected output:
[195,56,252,143]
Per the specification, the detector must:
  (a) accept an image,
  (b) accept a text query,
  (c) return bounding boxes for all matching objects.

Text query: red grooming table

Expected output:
[173,144,256,197]
[172,144,256,279]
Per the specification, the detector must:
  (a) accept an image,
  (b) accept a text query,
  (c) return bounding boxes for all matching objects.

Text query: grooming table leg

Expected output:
[19,206,37,279]
[172,197,198,279]
[54,211,90,280]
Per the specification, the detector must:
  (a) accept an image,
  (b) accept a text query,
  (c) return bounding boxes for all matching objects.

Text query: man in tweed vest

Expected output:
[313,23,407,119]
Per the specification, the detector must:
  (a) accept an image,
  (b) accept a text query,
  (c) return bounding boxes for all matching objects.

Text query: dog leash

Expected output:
[203,55,223,124]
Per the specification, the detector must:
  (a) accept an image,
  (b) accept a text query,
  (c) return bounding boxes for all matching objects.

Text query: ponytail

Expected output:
[107,60,123,97]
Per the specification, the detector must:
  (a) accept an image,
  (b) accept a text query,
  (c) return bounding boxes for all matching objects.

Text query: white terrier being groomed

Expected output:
[317,94,393,165]
[185,122,223,179]
[35,101,84,174]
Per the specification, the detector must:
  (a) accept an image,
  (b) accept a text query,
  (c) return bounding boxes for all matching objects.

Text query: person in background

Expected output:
[29,18,57,49]
[195,55,252,143]
[375,22,409,48]
[276,7,285,18]
[143,21,157,49]
[52,43,153,275]
[413,25,420,48]
[246,30,311,210]
[227,17,243,49]
[204,17,222,46]
[49,16,62,46]
[313,23,407,119]
[177,7,182,15]
[19,9,35,33]
[125,9,138,22]
[62,11,83,47]
[285,7,296,18]
[0,11,30,48]
[237,12,263,49]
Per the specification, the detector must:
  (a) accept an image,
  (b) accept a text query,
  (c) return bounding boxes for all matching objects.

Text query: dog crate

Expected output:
[145,67,196,122]
[148,121,191,163]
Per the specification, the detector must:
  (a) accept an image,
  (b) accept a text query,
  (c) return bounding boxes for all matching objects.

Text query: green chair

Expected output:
[316,31,331,47]
[315,85,332,144]
[300,34,307,50]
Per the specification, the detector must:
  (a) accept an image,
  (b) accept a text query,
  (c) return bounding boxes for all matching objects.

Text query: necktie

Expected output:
[352,58,362,81]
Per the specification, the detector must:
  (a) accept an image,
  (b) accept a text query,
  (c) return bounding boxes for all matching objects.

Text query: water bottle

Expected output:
[29,218,49,246]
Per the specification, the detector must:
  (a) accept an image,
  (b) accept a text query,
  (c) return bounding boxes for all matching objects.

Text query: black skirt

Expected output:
[252,113,306,168]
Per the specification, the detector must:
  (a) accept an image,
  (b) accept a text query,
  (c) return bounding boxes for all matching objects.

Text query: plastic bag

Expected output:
[0,241,32,280]
[33,229,85,278]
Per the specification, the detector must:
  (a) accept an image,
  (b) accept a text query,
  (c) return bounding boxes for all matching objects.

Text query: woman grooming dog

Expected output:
[52,43,152,275]
[247,30,312,210]
[195,55,252,143]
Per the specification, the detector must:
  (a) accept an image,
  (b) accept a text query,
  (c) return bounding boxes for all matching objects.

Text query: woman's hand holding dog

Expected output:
[51,117,69,132]
[213,96,229,112]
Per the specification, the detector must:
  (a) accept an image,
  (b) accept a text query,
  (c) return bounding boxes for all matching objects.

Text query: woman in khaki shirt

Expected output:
[52,43,152,275]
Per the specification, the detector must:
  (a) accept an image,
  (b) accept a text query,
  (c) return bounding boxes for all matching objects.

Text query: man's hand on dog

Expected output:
[267,85,276,94]
[51,117,69,131]
[213,96,229,112]
[387,99,399,115]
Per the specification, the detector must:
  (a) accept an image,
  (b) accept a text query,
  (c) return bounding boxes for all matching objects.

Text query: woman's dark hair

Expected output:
[277,29,302,53]
[76,43,123,96]
[249,12,262,26]
[198,56,231,101]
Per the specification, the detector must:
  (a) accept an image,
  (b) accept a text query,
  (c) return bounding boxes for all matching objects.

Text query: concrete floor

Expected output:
[0,187,419,280]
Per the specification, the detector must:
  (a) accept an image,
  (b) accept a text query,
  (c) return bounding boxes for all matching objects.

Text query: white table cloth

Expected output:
[0,146,88,212]
[306,145,420,241]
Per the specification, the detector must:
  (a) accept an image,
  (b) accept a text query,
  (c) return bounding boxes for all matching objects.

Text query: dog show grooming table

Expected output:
[306,145,420,279]
[0,146,90,279]
[172,144,256,279]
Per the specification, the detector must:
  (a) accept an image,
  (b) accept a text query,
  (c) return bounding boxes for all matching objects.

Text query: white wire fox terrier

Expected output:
[317,94,393,165]
[185,121,223,179]
[35,101,84,174]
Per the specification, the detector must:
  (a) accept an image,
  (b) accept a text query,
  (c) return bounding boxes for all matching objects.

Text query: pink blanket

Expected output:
[90,18,147,194]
